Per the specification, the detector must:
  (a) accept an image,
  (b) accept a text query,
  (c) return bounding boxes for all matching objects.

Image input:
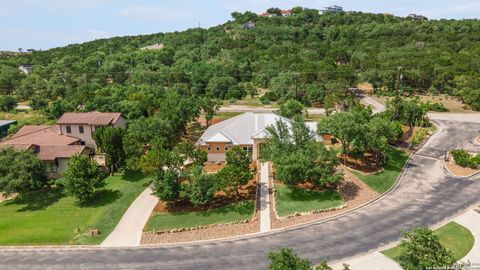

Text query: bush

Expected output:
[411,129,428,146]
[398,227,455,270]
[0,95,16,112]
[450,149,478,169]
[268,248,311,270]
[259,95,270,105]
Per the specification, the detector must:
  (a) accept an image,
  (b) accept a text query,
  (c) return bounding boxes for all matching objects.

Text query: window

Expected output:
[66,125,71,134]
[216,147,220,151]
[208,147,211,151]
[45,162,57,173]
[225,147,228,151]
[79,126,84,134]
[243,146,253,153]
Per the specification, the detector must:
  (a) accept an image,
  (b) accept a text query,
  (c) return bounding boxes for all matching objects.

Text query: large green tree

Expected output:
[0,147,48,196]
[93,126,126,173]
[61,154,106,203]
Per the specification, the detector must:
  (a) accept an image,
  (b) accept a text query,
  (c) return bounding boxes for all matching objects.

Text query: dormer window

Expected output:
[66,126,71,134]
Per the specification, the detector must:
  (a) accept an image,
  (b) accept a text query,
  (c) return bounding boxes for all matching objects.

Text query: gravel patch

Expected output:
[271,168,379,229]
[141,219,259,244]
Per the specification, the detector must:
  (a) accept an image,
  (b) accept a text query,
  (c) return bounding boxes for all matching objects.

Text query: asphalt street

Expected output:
[0,114,479,270]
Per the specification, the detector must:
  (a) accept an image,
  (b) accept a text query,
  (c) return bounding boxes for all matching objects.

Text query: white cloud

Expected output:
[118,5,193,21]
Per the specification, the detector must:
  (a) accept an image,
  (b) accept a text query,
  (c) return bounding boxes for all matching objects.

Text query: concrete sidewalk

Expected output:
[101,187,159,247]
[331,252,401,270]
[259,162,271,233]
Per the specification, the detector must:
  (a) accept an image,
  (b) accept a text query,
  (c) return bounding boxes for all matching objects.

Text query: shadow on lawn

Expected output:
[169,201,254,218]
[120,170,147,183]
[80,189,122,208]
[283,187,339,202]
[8,188,64,212]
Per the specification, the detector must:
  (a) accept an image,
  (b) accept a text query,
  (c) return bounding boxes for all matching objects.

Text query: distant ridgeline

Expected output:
[1,7,479,114]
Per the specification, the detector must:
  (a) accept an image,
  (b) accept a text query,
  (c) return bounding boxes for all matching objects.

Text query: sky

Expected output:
[1,0,479,51]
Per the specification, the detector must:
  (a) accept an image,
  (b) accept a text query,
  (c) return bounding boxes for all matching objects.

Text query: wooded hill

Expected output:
[1,7,479,115]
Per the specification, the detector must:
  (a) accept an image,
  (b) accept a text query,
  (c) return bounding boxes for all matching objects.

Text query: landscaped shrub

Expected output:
[450,149,479,169]
[411,128,428,146]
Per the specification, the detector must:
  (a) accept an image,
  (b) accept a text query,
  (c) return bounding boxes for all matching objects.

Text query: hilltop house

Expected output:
[196,112,321,162]
[258,9,292,17]
[321,5,344,14]
[0,111,125,178]
[18,64,32,75]
[407,13,428,20]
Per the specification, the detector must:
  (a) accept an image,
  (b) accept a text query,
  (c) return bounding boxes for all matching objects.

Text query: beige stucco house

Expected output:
[196,112,321,162]
[0,111,124,178]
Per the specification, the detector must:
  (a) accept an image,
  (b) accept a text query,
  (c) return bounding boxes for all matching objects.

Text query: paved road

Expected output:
[0,114,479,270]
[219,105,326,115]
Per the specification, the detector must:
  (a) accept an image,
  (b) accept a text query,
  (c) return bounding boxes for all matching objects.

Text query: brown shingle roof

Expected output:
[37,145,88,161]
[11,125,50,138]
[0,125,90,161]
[1,125,80,147]
[57,112,122,125]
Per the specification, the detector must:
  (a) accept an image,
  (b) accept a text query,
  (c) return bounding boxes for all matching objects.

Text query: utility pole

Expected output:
[396,66,403,96]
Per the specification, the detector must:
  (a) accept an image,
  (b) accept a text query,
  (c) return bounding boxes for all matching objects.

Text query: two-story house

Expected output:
[56,112,126,148]
[0,111,125,178]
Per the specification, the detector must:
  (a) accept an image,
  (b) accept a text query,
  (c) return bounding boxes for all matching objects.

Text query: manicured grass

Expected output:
[144,200,254,231]
[0,171,150,245]
[352,147,409,193]
[274,184,344,217]
[382,222,475,262]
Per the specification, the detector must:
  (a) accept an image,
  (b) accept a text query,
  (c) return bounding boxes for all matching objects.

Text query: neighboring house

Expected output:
[0,111,125,178]
[258,9,292,17]
[241,21,256,29]
[407,13,428,20]
[18,64,32,75]
[0,120,16,137]
[321,5,344,14]
[140,43,164,51]
[56,112,125,148]
[196,112,321,162]
[0,125,90,178]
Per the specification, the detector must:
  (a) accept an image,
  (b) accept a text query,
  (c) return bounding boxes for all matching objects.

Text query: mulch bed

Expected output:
[445,161,480,177]
[338,152,383,174]
[270,168,379,229]
[141,174,260,244]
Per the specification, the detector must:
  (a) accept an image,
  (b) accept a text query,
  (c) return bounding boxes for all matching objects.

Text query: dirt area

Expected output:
[373,94,473,113]
[338,152,383,174]
[445,160,480,177]
[270,168,379,229]
[141,219,259,244]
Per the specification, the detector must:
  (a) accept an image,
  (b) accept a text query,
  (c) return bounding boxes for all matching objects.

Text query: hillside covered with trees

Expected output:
[0,7,479,116]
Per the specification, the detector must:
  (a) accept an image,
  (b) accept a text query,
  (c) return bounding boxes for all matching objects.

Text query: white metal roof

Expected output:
[197,112,321,145]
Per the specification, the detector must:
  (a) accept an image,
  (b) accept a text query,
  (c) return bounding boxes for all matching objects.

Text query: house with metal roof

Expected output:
[196,112,320,161]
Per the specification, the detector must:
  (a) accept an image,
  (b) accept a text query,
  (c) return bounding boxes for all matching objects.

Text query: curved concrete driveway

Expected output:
[0,114,479,270]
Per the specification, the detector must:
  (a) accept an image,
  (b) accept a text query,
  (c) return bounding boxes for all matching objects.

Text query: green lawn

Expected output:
[0,171,150,245]
[382,222,475,262]
[144,200,254,231]
[352,147,409,193]
[274,184,344,217]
